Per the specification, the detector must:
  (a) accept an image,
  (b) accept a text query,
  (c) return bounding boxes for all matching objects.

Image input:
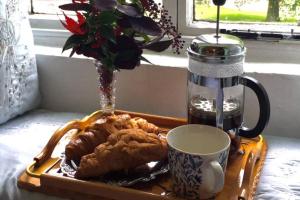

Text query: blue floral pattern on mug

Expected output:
[168,146,229,200]
[168,146,204,200]
[218,149,229,171]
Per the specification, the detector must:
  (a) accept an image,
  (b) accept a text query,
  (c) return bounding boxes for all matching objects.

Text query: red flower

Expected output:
[61,12,86,35]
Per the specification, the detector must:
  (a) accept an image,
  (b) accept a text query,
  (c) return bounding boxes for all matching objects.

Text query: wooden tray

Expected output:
[18,110,267,200]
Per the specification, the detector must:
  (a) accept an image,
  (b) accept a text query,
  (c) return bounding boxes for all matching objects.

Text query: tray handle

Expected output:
[26,120,81,178]
[33,110,105,167]
[34,120,81,167]
[238,136,264,200]
[34,110,105,167]
[238,151,255,200]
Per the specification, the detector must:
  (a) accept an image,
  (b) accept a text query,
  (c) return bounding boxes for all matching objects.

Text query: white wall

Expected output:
[36,53,300,138]
[243,73,300,138]
[36,55,187,116]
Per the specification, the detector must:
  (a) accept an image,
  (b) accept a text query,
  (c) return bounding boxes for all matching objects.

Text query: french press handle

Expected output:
[238,76,270,138]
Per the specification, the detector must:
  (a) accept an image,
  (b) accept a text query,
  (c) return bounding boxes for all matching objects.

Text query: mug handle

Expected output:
[239,76,270,138]
[203,160,225,194]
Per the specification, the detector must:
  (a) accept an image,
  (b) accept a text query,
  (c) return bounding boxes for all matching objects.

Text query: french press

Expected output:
[187,0,270,140]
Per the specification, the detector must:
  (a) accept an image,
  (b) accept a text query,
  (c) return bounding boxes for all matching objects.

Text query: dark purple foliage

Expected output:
[116,4,142,17]
[60,0,184,70]
[144,39,173,52]
[59,3,92,11]
[75,45,103,60]
[112,36,143,69]
[94,0,117,11]
[129,16,162,36]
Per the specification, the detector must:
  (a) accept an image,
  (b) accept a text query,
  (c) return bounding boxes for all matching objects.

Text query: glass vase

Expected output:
[94,60,117,114]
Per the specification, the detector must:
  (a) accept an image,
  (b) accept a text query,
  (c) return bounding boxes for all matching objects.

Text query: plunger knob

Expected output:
[213,0,226,6]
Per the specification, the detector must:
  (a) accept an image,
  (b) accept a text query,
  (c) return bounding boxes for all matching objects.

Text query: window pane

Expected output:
[31,0,69,14]
[194,0,299,26]
[32,0,163,14]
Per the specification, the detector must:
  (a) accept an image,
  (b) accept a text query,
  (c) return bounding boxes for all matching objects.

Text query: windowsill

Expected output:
[29,13,60,20]
[29,13,300,43]
[34,45,300,76]
[189,21,300,34]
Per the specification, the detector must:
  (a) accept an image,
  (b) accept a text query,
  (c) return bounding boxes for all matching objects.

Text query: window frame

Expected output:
[163,0,232,36]
[165,0,300,37]
[29,0,300,66]
[30,1,175,32]
[177,0,207,35]
[162,0,300,67]
[30,0,299,35]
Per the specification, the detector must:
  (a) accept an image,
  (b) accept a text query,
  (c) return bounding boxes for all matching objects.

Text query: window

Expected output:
[29,0,300,46]
[29,0,167,33]
[28,0,300,75]
[30,0,163,14]
[194,0,299,25]
[29,0,167,46]
[172,0,300,36]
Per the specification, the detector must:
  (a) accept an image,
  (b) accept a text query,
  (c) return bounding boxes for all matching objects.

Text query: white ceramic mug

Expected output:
[167,124,231,199]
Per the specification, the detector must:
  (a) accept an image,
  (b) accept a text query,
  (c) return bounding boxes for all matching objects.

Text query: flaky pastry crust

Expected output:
[65,114,162,163]
[75,128,167,179]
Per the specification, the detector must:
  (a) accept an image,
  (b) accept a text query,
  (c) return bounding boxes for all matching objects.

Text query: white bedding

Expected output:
[0,110,299,200]
[255,135,300,200]
[0,110,85,200]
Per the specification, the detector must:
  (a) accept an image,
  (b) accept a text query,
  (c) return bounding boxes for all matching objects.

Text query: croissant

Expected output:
[65,123,111,163]
[75,128,167,179]
[65,114,131,162]
[131,117,161,134]
[65,114,162,163]
[104,114,161,134]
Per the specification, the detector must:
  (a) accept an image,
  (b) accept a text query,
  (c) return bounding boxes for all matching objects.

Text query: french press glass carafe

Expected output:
[187,0,270,144]
[187,33,270,140]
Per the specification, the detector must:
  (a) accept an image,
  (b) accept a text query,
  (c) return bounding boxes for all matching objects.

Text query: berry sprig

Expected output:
[143,0,185,54]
